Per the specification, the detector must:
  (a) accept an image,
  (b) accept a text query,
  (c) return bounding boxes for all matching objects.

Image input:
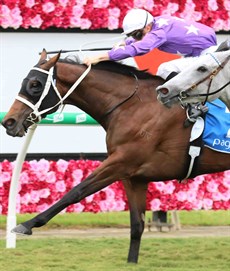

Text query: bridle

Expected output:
[178,53,230,105]
[15,64,91,123]
[15,61,139,124]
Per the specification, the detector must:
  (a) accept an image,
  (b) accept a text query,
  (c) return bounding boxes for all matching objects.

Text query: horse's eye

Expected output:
[197,66,208,72]
[27,79,43,96]
[29,80,42,89]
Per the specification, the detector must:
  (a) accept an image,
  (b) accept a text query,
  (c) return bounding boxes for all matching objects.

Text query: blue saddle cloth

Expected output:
[203,99,230,154]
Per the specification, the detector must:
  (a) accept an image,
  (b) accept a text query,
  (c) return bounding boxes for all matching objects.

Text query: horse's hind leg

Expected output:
[123,179,148,263]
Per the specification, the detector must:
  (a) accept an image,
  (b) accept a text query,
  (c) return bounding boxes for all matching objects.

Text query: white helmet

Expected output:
[122,9,154,35]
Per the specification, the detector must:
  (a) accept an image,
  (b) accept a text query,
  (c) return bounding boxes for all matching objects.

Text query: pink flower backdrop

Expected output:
[0,0,229,31]
[0,159,229,215]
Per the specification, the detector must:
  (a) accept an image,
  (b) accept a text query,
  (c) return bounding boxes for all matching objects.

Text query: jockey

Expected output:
[83,8,217,80]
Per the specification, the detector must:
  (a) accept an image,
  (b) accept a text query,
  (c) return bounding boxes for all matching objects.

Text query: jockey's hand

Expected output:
[83,53,110,66]
[83,56,99,66]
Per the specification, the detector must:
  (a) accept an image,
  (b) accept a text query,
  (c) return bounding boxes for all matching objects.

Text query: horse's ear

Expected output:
[43,51,61,70]
[40,48,47,61]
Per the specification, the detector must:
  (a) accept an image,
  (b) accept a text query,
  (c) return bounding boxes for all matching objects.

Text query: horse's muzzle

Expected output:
[1,117,27,137]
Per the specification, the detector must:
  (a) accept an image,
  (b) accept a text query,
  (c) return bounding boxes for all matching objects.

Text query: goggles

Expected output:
[127,29,144,40]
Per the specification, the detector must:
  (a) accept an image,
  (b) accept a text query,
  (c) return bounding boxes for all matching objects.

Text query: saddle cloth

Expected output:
[203,99,230,154]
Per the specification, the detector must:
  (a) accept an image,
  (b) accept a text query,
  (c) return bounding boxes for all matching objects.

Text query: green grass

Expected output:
[0,210,229,230]
[0,237,229,271]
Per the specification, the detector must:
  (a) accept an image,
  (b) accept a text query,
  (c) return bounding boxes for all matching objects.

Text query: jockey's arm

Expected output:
[83,53,109,66]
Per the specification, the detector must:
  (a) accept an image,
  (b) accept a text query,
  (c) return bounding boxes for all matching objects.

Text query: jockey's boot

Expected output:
[215,39,230,52]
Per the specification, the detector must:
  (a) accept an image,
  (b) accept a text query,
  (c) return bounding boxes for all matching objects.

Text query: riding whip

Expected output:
[39,48,112,54]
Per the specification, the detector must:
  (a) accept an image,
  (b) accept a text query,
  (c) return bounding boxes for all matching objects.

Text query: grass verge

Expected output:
[0,237,229,271]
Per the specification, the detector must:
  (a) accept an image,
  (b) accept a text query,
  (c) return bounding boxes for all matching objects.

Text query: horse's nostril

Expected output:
[159,88,169,95]
[2,118,16,129]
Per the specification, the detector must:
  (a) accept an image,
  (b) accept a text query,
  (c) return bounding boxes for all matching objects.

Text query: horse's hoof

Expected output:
[11,224,32,235]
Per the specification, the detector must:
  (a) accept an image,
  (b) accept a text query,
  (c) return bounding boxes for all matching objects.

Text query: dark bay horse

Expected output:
[2,49,230,263]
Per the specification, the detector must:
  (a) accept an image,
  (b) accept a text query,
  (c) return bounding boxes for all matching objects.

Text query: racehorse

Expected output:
[156,50,230,110]
[2,49,230,263]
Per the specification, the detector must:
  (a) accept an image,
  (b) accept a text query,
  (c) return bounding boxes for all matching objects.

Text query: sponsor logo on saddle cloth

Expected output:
[202,99,230,154]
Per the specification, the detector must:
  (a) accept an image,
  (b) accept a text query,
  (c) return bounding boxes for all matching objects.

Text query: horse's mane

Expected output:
[59,55,157,80]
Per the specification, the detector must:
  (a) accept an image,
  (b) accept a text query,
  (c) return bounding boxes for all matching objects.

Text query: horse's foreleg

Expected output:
[12,158,122,235]
[123,179,148,264]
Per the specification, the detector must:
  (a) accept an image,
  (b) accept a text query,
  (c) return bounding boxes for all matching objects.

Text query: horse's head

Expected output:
[2,49,61,137]
[156,50,230,108]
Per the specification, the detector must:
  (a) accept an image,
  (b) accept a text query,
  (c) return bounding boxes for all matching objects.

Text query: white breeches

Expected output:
[156,45,218,80]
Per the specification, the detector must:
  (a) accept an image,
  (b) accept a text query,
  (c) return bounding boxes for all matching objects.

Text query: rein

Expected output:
[103,72,139,117]
[16,64,91,123]
[178,54,230,104]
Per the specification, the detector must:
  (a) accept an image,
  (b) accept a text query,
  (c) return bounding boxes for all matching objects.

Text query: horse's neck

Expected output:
[57,64,141,126]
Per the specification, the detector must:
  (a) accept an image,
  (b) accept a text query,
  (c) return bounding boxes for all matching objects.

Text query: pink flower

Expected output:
[208,0,218,11]
[25,0,36,8]
[212,191,223,201]
[108,17,119,30]
[20,193,31,205]
[42,2,55,13]
[19,172,29,184]
[56,159,69,173]
[221,192,230,201]
[202,198,213,210]
[2,6,23,29]
[103,187,115,200]
[30,191,40,204]
[155,182,165,192]
[193,175,205,184]
[46,171,56,183]
[223,177,230,189]
[176,191,187,202]
[150,198,161,211]
[224,0,230,10]
[191,199,202,210]
[36,203,49,213]
[39,188,50,198]
[114,200,126,211]
[186,191,197,202]
[93,0,110,8]
[72,169,83,186]
[30,15,43,28]
[73,203,85,212]
[180,0,202,21]
[206,181,219,193]
[29,159,50,174]
[212,19,225,31]
[163,182,175,194]
[0,172,11,183]
[55,180,66,193]
[134,0,154,10]
[189,181,199,191]
[108,8,120,17]
[59,0,69,7]
[76,0,87,5]
[72,5,84,17]
[85,194,94,203]
[80,18,92,29]
[162,3,179,15]
[16,194,21,213]
[70,16,81,27]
